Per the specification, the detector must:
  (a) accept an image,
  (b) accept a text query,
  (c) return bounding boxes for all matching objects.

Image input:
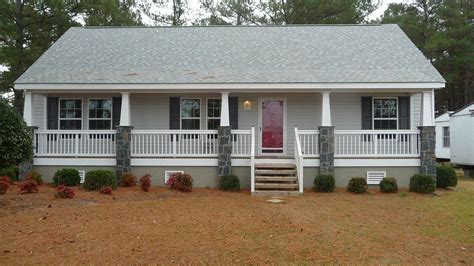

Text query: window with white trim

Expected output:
[181,99,200,130]
[373,98,398,130]
[88,99,112,130]
[207,99,221,130]
[59,99,82,130]
[443,126,450,147]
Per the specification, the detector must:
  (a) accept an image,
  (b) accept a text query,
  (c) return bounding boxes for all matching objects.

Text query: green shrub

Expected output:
[53,168,81,187]
[436,165,457,188]
[313,174,335,192]
[379,177,398,193]
[0,98,33,169]
[219,174,240,192]
[0,168,16,182]
[347,177,367,194]
[25,171,43,185]
[83,170,116,191]
[409,174,436,194]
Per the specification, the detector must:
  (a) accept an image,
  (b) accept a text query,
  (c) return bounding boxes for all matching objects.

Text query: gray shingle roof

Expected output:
[15,24,445,84]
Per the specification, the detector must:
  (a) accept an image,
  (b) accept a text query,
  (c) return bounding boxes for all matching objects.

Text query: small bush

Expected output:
[0,181,9,194]
[0,168,16,181]
[313,174,335,192]
[120,172,137,187]
[25,171,43,185]
[167,173,193,192]
[409,174,436,194]
[0,175,13,185]
[139,174,152,192]
[219,174,240,192]
[55,185,75,199]
[347,177,367,194]
[99,186,113,195]
[436,165,457,188]
[20,180,38,194]
[379,177,398,193]
[53,168,81,187]
[83,170,116,191]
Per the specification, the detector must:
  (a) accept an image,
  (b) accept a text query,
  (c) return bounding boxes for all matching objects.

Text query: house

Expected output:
[449,103,474,177]
[435,111,452,160]
[16,25,445,194]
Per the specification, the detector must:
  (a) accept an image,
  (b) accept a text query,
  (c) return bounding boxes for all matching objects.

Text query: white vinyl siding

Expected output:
[33,94,46,130]
[410,93,422,129]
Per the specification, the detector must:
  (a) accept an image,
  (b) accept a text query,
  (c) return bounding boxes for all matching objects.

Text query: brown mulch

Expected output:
[0,184,473,265]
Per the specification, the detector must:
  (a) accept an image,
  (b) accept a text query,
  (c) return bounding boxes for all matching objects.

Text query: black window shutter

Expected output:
[169,97,180,129]
[112,97,122,129]
[229,96,238,129]
[361,97,372,130]
[398,96,410,129]
[47,97,59,129]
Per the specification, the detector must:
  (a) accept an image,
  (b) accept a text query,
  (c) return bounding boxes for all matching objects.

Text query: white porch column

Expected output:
[220,91,230,127]
[23,91,33,126]
[321,91,332,126]
[119,92,131,126]
[421,90,434,126]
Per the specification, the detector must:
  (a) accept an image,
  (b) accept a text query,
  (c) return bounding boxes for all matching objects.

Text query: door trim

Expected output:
[258,97,287,155]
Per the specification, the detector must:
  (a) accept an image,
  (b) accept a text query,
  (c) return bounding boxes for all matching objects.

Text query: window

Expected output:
[443,126,450,147]
[207,99,221,130]
[373,98,398,130]
[88,99,112,130]
[181,99,200,130]
[59,99,82,130]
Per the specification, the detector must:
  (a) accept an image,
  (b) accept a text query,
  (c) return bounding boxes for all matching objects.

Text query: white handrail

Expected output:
[294,127,304,194]
[250,127,256,193]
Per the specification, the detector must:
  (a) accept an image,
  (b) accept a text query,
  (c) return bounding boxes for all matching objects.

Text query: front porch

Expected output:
[24,89,436,193]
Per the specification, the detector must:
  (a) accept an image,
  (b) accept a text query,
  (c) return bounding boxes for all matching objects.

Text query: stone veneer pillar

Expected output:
[19,126,38,180]
[116,126,133,183]
[318,126,335,175]
[419,126,436,179]
[218,126,232,177]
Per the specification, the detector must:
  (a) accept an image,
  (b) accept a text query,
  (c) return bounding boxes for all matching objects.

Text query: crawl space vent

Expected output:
[366,171,386,185]
[165,170,184,183]
[78,170,85,184]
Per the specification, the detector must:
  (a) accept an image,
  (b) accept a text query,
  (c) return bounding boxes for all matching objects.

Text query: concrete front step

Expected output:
[254,163,296,169]
[255,176,298,182]
[255,183,299,189]
[254,169,297,175]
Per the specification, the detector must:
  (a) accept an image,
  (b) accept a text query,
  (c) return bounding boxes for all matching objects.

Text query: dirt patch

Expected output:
[0,182,473,264]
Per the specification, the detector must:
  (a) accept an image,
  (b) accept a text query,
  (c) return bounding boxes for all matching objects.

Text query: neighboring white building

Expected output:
[450,103,474,167]
[435,112,452,160]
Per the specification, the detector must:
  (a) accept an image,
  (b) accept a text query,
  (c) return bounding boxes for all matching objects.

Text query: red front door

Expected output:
[261,100,284,154]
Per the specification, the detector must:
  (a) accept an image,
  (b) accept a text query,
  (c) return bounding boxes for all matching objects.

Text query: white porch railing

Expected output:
[131,130,218,157]
[334,130,420,157]
[250,127,256,193]
[131,129,253,157]
[232,129,253,157]
[297,130,320,157]
[34,130,116,157]
[294,128,304,193]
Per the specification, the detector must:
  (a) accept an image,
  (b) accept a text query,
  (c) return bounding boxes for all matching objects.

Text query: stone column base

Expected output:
[19,126,38,180]
[419,126,436,180]
[116,126,133,183]
[318,126,335,175]
[218,126,232,177]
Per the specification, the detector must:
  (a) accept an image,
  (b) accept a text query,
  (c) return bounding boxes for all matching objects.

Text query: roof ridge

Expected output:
[80,24,385,29]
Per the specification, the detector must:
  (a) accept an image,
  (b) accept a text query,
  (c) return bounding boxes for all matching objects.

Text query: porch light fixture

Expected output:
[244,100,251,110]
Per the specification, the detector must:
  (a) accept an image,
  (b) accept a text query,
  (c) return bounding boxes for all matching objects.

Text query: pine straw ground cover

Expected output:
[0,180,473,264]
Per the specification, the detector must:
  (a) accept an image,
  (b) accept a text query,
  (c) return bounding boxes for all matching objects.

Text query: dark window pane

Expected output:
[207,119,220,130]
[181,119,200,130]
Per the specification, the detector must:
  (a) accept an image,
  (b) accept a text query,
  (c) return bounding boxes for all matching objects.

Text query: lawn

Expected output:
[1,180,473,264]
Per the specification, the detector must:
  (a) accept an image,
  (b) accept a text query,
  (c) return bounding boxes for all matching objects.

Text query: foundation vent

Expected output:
[165,170,184,183]
[78,170,85,184]
[366,171,386,185]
